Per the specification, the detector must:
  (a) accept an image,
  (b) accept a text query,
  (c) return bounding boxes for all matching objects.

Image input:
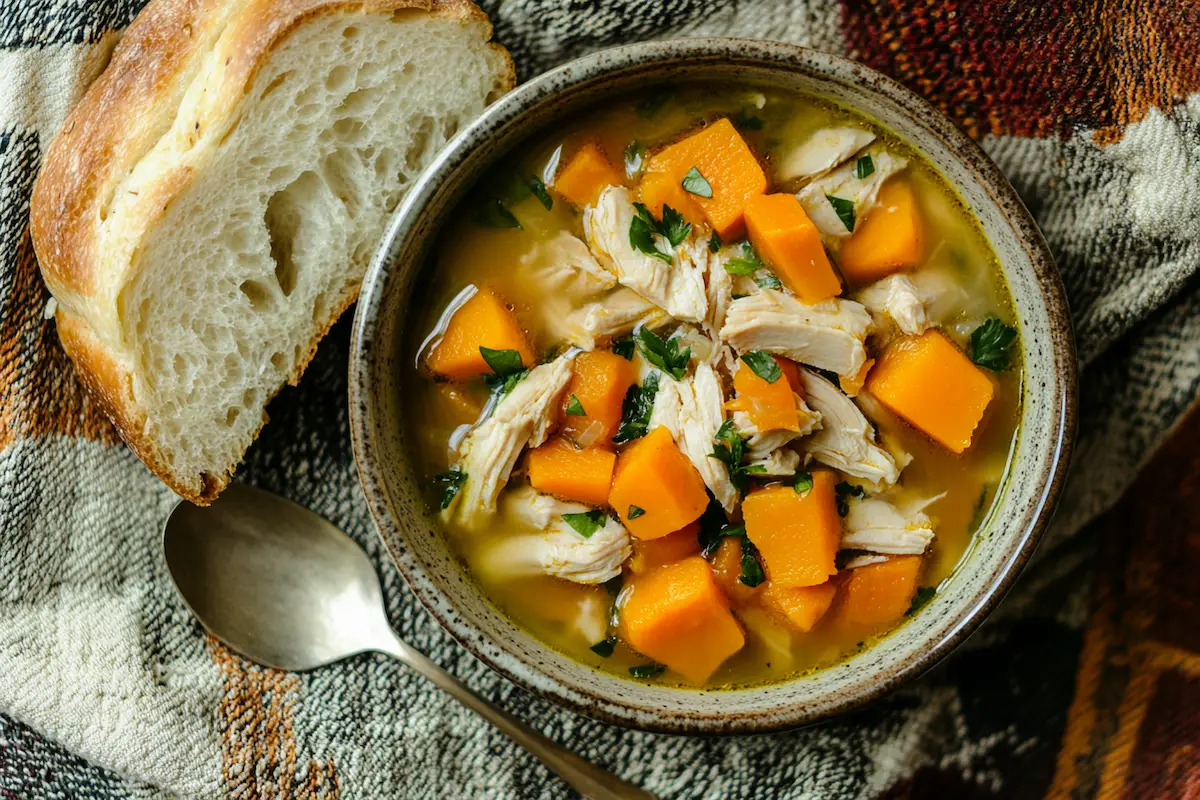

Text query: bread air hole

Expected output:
[239,279,275,311]
[264,172,322,298]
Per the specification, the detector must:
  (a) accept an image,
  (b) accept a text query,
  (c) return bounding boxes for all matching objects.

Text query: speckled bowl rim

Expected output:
[349,38,1078,734]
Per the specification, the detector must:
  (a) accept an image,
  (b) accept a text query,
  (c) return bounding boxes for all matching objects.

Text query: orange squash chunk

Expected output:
[619,556,745,683]
[526,436,616,507]
[744,193,842,303]
[559,351,637,446]
[640,118,768,239]
[554,142,624,207]
[838,179,924,288]
[762,581,838,633]
[777,356,802,395]
[840,358,875,398]
[730,356,800,432]
[629,522,700,574]
[609,427,709,540]
[710,536,759,606]
[866,330,995,454]
[742,473,840,588]
[836,556,923,627]
[426,288,534,380]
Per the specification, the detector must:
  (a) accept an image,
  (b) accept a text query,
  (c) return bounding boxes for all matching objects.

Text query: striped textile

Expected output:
[2,0,1198,797]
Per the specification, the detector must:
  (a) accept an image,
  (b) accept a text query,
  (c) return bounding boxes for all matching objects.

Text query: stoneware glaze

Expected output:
[348,39,1077,733]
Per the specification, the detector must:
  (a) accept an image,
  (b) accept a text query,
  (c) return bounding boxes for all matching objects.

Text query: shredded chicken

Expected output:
[844,553,889,570]
[797,144,909,244]
[448,354,575,530]
[731,393,821,461]
[648,375,682,440]
[776,126,876,183]
[676,364,740,513]
[842,497,935,555]
[748,446,801,476]
[522,230,617,297]
[720,290,872,379]
[797,367,900,487]
[583,186,708,322]
[853,392,915,472]
[855,274,929,337]
[556,287,670,350]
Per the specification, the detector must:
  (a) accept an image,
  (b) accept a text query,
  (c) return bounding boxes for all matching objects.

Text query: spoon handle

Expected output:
[376,633,656,800]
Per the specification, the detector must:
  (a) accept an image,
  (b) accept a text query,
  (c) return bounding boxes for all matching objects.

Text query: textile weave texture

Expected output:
[2,0,1200,797]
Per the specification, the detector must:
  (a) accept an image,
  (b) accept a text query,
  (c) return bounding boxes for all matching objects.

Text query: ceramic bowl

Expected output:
[348,38,1077,733]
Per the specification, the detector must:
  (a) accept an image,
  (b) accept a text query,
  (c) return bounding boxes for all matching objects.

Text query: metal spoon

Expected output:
[163,483,654,800]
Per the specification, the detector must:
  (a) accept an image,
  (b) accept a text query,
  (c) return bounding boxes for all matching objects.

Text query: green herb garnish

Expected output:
[906,586,936,616]
[629,203,671,263]
[624,141,647,179]
[708,231,722,253]
[697,519,765,586]
[562,510,606,538]
[433,468,467,510]
[681,166,713,198]
[528,175,553,210]
[612,372,660,444]
[826,194,856,232]
[792,471,814,496]
[659,204,691,247]
[565,395,587,416]
[738,537,766,587]
[612,335,635,360]
[629,663,666,679]
[740,351,782,384]
[627,505,646,520]
[708,418,763,492]
[724,241,763,275]
[636,328,690,380]
[479,346,527,396]
[473,197,522,229]
[590,637,617,658]
[755,271,783,290]
[834,481,866,516]
[854,154,875,179]
[969,317,1018,371]
[735,107,765,130]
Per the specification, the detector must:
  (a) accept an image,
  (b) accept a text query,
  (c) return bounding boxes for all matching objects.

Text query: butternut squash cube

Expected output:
[609,427,709,540]
[559,351,637,445]
[526,436,616,507]
[555,142,624,207]
[619,556,745,684]
[710,536,759,606]
[742,473,840,588]
[640,118,768,239]
[425,287,534,380]
[838,179,923,288]
[761,581,837,633]
[835,556,923,627]
[730,356,801,432]
[866,330,995,454]
[744,193,842,303]
[628,522,700,574]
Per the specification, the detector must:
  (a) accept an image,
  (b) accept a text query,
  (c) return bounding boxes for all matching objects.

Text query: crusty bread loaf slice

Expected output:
[31,0,514,503]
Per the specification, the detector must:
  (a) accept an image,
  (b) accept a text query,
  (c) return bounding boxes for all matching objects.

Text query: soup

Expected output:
[404,84,1020,688]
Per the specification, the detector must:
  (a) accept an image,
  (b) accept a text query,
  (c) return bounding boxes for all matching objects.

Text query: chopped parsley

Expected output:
[658,204,692,247]
[681,166,714,198]
[740,350,782,383]
[479,347,527,396]
[629,663,666,679]
[612,372,660,444]
[565,395,587,416]
[826,194,856,232]
[528,175,553,210]
[968,485,990,532]
[590,637,617,658]
[473,197,522,229]
[854,154,875,179]
[755,270,783,290]
[562,510,606,538]
[735,107,765,130]
[708,230,722,253]
[792,471,814,496]
[611,335,636,360]
[738,538,766,587]
[624,141,647,179]
[969,317,1018,371]
[432,468,467,509]
[698,520,765,586]
[906,586,936,616]
[709,418,766,492]
[627,505,646,520]
[636,327,690,380]
[636,87,673,118]
[834,481,866,516]
[724,241,763,275]
[629,203,671,263]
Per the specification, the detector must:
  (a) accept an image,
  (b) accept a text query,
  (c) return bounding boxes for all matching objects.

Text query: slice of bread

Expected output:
[31,0,514,503]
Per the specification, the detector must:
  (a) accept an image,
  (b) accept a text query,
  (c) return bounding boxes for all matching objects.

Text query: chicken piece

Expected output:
[843,553,889,569]
[675,363,740,513]
[748,446,801,476]
[482,512,632,584]
[776,126,876,183]
[705,249,734,333]
[852,391,915,472]
[648,374,683,440]
[797,367,900,487]
[584,186,708,323]
[731,394,821,461]
[449,354,576,530]
[522,230,618,297]
[797,144,909,244]
[842,497,935,555]
[720,290,872,380]
[556,287,670,350]
[854,274,930,337]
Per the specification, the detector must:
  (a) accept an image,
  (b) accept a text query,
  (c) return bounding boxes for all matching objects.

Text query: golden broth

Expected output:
[403,83,1021,688]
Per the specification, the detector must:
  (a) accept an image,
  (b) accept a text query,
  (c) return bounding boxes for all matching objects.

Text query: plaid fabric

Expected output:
[2,0,1199,797]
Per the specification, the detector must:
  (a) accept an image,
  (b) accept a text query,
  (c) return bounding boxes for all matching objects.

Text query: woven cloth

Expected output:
[3,0,1199,797]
